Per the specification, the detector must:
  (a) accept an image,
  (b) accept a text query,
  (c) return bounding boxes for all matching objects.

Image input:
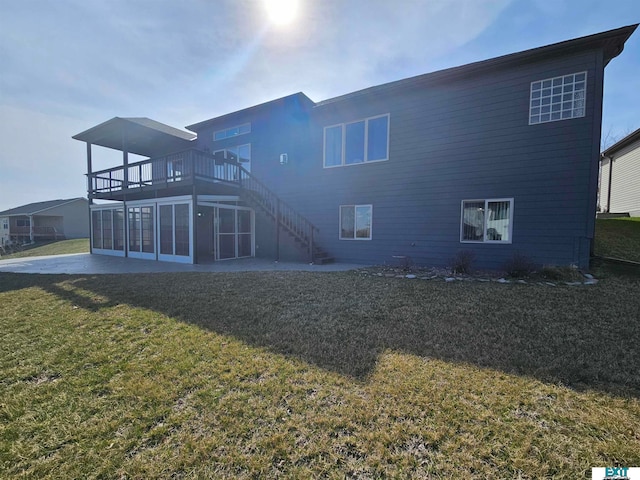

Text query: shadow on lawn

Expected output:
[3,271,640,397]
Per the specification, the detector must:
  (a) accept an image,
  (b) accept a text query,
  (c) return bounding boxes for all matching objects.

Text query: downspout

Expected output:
[29,215,34,243]
[606,155,613,213]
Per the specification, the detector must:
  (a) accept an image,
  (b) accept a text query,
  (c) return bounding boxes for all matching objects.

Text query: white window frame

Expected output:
[460,198,513,244]
[324,114,390,168]
[214,123,251,141]
[339,204,373,241]
[213,144,251,164]
[529,72,587,125]
[90,204,126,257]
[156,199,194,264]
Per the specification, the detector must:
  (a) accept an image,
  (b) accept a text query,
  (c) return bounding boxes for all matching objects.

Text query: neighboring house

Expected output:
[599,127,640,216]
[73,25,637,269]
[0,198,89,245]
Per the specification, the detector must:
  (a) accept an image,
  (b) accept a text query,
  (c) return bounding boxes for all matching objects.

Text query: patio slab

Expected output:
[0,254,363,275]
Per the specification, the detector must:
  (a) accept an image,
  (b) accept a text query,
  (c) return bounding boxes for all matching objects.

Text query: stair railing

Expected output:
[237,166,317,261]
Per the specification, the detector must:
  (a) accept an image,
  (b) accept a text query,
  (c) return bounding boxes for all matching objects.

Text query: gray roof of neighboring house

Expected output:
[0,198,87,217]
[602,127,640,158]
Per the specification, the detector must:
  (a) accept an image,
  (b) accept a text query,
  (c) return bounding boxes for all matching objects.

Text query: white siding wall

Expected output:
[609,138,640,216]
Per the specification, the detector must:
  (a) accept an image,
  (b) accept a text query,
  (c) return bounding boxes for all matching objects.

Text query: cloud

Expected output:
[0,0,512,210]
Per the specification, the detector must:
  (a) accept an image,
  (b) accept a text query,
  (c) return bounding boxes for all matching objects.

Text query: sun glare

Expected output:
[264,0,299,26]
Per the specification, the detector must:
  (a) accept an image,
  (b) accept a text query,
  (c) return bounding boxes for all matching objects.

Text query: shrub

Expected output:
[503,253,536,278]
[451,250,475,274]
[540,265,584,282]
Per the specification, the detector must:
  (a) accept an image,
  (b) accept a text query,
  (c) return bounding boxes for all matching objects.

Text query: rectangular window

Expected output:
[167,159,183,182]
[461,199,513,243]
[159,205,173,255]
[174,204,190,256]
[324,114,389,168]
[16,218,30,228]
[214,144,251,172]
[340,205,372,240]
[102,210,113,249]
[113,210,124,251]
[529,72,586,124]
[159,203,190,257]
[214,123,251,141]
[92,208,123,251]
[92,211,102,249]
[324,125,342,167]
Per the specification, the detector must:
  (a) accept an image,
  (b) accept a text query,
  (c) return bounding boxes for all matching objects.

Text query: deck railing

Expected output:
[88,149,242,195]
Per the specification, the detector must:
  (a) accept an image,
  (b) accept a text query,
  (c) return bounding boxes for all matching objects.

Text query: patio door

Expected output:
[214,206,253,260]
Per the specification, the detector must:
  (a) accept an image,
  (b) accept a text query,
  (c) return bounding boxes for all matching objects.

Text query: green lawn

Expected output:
[1,270,639,478]
[594,217,640,262]
[0,238,89,259]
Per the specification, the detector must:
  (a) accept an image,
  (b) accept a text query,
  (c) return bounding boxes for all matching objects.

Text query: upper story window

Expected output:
[461,199,513,243]
[214,144,251,165]
[324,114,389,168]
[16,218,30,228]
[529,72,586,125]
[214,123,251,141]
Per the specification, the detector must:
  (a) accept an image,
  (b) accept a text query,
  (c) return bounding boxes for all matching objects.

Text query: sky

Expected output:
[0,0,638,212]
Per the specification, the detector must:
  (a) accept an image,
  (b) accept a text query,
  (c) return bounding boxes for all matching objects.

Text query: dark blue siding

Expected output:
[268,50,604,269]
[187,49,606,269]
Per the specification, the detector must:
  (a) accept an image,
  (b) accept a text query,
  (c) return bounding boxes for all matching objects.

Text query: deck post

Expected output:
[87,142,93,254]
[192,187,198,264]
[275,198,280,262]
[122,127,129,189]
[86,143,93,204]
[309,228,314,263]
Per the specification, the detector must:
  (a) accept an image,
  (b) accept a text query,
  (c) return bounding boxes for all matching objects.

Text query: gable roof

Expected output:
[315,24,638,108]
[602,127,640,158]
[0,198,87,217]
[73,117,195,157]
[186,92,315,132]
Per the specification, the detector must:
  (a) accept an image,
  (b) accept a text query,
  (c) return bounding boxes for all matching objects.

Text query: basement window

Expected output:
[340,205,372,240]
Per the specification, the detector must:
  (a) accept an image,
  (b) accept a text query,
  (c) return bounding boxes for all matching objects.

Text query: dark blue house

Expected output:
[73,24,637,269]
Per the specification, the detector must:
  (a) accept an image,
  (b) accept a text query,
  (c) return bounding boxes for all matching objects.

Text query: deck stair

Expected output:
[238,167,334,264]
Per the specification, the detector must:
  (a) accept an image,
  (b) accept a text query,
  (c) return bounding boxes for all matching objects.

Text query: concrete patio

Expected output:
[0,254,363,275]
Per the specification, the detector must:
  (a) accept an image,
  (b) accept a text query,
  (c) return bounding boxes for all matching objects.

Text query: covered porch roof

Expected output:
[73,117,196,158]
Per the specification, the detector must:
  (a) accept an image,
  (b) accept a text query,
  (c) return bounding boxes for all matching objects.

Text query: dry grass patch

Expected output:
[1,270,639,478]
[0,238,89,259]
